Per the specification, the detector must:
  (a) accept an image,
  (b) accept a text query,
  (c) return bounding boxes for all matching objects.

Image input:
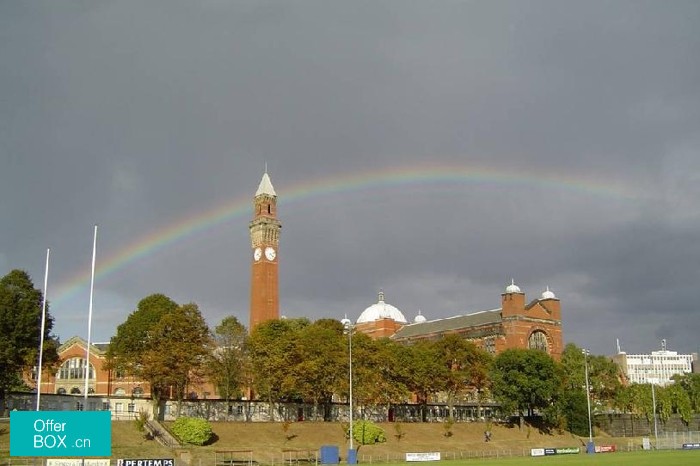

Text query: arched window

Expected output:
[70,387,81,395]
[114,387,126,396]
[56,388,66,395]
[528,330,548,352]
[57,358,95,380]
[132,387,144,398]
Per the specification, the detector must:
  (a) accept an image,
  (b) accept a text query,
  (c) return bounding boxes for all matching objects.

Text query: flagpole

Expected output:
[84,225,97,405]
[36,248,50,411]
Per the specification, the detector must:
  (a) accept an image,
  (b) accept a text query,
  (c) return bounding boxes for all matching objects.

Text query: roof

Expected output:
[58,335,108,356]
[392,308,503,340]
[256,171,276,196]
[357,290,407,324]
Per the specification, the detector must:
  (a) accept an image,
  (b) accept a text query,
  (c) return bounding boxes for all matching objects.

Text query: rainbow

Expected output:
[51,163,639,306]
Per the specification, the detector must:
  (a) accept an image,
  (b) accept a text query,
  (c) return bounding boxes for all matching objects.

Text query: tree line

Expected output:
[3,270,700,434]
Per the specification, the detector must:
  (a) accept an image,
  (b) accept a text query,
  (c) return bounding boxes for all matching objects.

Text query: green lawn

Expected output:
[414,450,700,466]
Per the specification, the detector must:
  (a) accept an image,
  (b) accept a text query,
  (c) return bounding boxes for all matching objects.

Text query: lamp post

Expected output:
[582,349,594,454]
[651,379,659,448]
[341,318,356,464]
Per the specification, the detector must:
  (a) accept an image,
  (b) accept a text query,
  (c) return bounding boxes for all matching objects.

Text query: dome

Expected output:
[357,291,408,324]
[505,279,522,294]
[541,286,557,300]
[414,310,427,324]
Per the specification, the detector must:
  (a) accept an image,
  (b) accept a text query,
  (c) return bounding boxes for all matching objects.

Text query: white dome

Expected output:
[505,279,521,294]
[541,286,557,300]
[357,291,408,324]
[414,310,427,324]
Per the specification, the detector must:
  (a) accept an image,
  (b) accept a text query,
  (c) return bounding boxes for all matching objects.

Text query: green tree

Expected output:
[589,354,624,408]
[344,331,379,410]
[667,382,693,424]
[433,335,469,420]
[210,316,249,402]
[106,294,212,418]
[141,302,213,414]
[248,318,310,416]
[401,340,445,421]
[294,319,347,420]
[106,294,179,376]
[491,348,561,427]
[673,373,700,413]
[467,346,493,419]
[366,338,411,408]
[0,270,59,403]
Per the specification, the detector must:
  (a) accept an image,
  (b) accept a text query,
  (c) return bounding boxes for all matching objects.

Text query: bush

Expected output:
[171,417,213,446]
[348,420,386,446]
[134,410,149,433]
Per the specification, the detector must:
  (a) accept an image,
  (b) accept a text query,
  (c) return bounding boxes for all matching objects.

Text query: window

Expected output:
[132,387,144,398]
[483,337,496,354]
[528,330,548,352]
[56,388,66,395]
[114,388,126,396]
[57,358,95,380]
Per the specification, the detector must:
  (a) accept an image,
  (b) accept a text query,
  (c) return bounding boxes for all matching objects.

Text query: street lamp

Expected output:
[650,379,659,448]
[582,349,594,454]
[341,318,356,464]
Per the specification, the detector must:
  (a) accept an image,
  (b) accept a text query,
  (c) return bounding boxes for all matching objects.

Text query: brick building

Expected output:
[33,336,148,398]
[355,280,563,360]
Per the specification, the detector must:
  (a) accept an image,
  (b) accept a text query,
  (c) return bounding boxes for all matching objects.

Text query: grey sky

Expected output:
[2,1,699,356]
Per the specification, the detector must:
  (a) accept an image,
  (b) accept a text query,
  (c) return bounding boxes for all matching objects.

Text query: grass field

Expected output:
[427,450,700,465]
[3,419,700,465]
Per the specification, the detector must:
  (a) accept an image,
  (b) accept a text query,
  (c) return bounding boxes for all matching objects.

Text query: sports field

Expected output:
[401,450,700,466]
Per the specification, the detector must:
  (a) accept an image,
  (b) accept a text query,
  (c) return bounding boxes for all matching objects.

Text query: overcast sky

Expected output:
[2,1,699,356]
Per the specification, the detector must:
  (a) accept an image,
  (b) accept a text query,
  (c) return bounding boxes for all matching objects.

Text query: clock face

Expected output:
[264,246,276,261]
[253,247,262,261]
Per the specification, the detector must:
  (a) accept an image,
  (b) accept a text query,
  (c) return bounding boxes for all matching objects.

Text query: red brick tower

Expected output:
[500,280,563,360]
[249,171,281,330]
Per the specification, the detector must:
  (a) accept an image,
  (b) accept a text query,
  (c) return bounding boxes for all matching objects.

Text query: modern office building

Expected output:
[612,339,698,386]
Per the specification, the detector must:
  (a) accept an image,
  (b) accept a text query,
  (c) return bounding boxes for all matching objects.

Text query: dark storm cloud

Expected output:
[1,1,699,356]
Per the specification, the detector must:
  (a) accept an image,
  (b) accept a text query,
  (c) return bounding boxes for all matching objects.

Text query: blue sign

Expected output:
[10,411,111,457]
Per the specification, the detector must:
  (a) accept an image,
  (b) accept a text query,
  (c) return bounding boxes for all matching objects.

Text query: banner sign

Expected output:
[556,447,580,455]
[117,460,175,466]
[10,411,111,457]
[682,443,700,450]
[595,445,617,453]
[48,460,111,466]
[405,452,440,462]
[534,447,580,456]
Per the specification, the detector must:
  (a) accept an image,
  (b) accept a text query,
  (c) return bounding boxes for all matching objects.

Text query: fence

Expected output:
[624,431,700,451]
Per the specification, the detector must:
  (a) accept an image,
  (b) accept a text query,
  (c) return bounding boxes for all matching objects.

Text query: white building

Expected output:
[612,339,698,386]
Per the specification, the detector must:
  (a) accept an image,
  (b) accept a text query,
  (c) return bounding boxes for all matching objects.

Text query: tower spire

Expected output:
[249,170,281,330]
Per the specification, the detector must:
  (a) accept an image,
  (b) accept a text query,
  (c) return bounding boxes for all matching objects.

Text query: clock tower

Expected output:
[249,171,281,330]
